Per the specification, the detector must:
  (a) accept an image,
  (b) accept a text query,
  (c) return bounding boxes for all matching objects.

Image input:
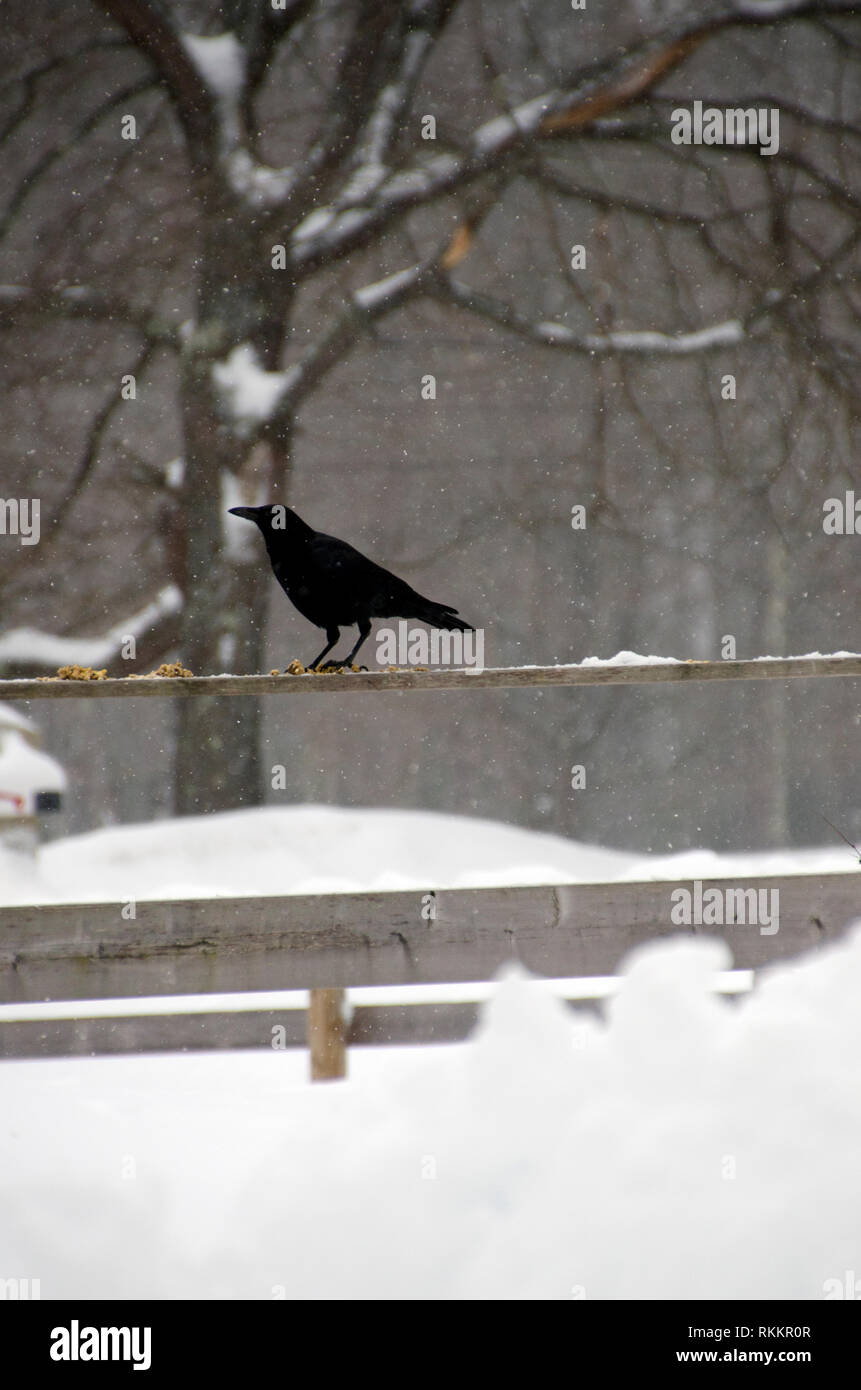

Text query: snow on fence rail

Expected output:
[1,653,861,700]
[1,874,857,1068]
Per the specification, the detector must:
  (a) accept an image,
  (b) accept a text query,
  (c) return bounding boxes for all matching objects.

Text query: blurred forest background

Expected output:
[1,0,859,852]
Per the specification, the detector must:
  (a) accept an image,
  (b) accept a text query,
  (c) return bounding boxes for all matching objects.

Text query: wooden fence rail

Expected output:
[3,658,858,1071]
[1,873,857,1063]
[1,653,860,701]
[0,987,738,1062]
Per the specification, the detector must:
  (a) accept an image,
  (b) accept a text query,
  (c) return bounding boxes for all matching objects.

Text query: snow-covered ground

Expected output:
[0,803,854,905]
[1,806,859,1299]
[2,934,861,1299]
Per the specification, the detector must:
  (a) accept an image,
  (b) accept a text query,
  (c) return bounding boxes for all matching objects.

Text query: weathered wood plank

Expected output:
[0,654,859,701]
[0,1008,304,1058]
[0,998,602,1060]
[0,875,856,1005]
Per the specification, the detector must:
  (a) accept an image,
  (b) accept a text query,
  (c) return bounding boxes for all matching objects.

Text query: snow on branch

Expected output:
[556,321,744,354]
[178,29,288,209]
[212,345,298,431]
[225,150,295,207]
[180,32,245,106]
[336,25,439,208]
[289,24,705,267]
[0,586,183,673]
[178,29,299,207]
[288,1,861,271]
[210,266,427,443]
[432,275,746,355]
[352,264,426,311]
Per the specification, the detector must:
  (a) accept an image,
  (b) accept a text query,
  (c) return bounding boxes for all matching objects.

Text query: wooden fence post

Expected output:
[308,987,347,1081]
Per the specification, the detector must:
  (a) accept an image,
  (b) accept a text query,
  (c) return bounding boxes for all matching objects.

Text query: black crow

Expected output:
[228,504,474,669]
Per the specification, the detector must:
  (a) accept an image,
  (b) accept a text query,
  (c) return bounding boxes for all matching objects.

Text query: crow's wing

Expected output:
[308,533,456,621]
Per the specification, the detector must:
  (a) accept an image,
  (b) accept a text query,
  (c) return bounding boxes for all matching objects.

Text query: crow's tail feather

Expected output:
[415,599,474,632]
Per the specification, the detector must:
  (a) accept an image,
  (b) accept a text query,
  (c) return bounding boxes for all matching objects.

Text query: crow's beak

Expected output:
[228,506,257,520]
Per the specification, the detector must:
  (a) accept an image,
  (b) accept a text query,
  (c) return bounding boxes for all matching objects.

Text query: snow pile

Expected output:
[223,931,861,1300]
[3,928,861,1298]
[0,804,853,906]
[577,649,680,667]
[0,806,634,904]
[615,844,854,881]
[752,649,861,661]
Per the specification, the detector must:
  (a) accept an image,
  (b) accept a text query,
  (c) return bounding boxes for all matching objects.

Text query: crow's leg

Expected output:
[343,618,372,666]
[308,627,340,670]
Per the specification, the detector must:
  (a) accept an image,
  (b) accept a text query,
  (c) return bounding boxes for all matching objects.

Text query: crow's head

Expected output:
[228,504,312,540]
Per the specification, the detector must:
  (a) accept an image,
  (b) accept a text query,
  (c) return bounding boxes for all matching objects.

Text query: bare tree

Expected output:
[1,0,859,827]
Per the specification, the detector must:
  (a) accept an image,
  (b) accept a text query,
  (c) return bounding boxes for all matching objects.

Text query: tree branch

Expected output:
[429,275,751,355]
[0,585,183,677]
[266,181,504,430]
[0,285,179,347]
[45,337,161,542]
[0,78,158,245]
[92,0,215,164]
[0,40,133,144]
[289,0,861,271]
[266,262,430,432]
[226,0,316,138]
[331,0,461,208]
